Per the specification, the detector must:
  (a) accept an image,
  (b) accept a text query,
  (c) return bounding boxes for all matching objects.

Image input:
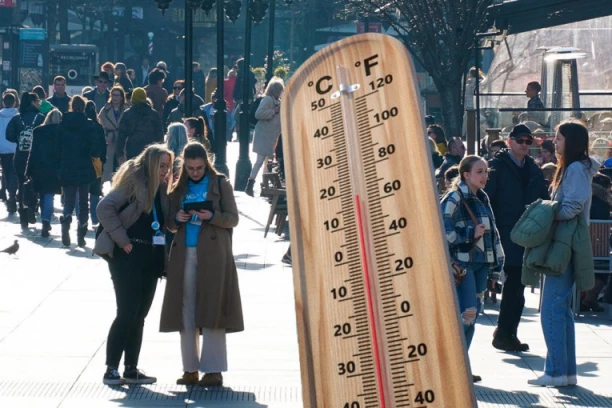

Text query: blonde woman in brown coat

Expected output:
[98,86,128,182]
[160,142,243,387]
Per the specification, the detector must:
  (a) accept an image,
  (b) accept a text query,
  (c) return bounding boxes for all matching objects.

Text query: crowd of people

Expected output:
[435,102,612,386]
[0,57,291,386]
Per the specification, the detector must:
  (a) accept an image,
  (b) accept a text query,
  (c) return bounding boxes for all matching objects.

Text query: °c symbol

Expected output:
[308,81,314,87]
[355,61,361,67]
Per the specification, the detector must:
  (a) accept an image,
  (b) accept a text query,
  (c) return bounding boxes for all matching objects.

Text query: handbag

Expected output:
[451,191,481,285]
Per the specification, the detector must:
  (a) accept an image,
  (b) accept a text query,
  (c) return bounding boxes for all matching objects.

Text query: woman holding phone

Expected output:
[160,142,243,387]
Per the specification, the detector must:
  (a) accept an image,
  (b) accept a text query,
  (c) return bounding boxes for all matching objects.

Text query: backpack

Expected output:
[249,96,264,127]
[17,116,39,153]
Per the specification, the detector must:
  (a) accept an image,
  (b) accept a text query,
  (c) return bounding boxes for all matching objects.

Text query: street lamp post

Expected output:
[265,0,276,84]
[154,0,228,175]
[234,0,254,191]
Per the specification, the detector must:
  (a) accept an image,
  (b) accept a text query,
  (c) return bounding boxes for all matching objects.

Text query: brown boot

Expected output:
[198,372,223,387]
[176,371,199,385]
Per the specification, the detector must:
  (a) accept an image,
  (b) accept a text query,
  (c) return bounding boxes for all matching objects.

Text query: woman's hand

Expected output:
[176,209,191,223]
[474,224,486,239]
[190,209,213,221]
[122,243,133,254]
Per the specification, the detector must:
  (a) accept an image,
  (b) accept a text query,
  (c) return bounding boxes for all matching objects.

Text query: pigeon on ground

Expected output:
[0,240,19,255]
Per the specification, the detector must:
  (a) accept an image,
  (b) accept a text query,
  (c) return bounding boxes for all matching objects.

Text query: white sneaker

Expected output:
[568,375,577,386]
[527,374,568,387]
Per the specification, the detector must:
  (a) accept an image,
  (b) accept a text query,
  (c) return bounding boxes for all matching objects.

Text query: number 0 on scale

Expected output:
[282,34,477,408]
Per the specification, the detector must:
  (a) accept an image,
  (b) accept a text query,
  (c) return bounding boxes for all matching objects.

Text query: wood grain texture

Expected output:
[281,33,476,408]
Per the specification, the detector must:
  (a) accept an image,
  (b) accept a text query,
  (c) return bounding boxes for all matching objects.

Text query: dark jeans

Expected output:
[63,184,89,226]
[497,265,526,337]
[0,153,17,202]
[105,247,158,368]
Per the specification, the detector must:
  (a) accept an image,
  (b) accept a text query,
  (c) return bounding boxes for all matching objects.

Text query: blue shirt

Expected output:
[182,176,209,247]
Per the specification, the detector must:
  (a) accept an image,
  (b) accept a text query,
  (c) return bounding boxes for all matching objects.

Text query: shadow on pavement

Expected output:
[552,385,612,407]
[475,384,546,407]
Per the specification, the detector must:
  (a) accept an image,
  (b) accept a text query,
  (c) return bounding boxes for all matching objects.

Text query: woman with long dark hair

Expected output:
[95,144,173,385]
[184,117,211,152]
[6,91,44,229]
[160,142,243,387]
[528,121,598,387]
[114,62,134,96]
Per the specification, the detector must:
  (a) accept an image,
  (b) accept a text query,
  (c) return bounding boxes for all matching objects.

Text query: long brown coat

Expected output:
[160,173,244,333]
[98,104,126,182]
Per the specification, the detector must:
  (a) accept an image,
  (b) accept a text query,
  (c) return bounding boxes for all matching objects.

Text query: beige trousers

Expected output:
[180,247,228,373]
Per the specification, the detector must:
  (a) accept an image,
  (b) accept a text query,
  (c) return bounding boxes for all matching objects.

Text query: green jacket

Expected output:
[39,99,54,115]
[512,199,594,291]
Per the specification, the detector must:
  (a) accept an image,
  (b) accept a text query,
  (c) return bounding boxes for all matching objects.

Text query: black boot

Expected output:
[6,198,16,214]
[60,215,72,247]
[41,221,51,238]
[77,223,88,248]
[27,207,36,224]
[18,209,28,230]
[245,178,255,197]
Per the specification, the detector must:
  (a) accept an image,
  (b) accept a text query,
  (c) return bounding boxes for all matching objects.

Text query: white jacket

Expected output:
[0,108,18,154]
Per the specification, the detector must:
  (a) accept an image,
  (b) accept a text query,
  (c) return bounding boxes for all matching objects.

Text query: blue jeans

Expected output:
[455,263,489,349]
[40,194,54,223]
[541,266,576,378]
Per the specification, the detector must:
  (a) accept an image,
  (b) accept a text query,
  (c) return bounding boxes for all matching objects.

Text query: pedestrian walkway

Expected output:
[0,143,611,407]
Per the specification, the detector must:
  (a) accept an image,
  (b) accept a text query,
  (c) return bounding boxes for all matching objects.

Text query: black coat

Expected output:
[163,96,180,127]
[485,150,549,266]
[116,103,164,160]
[6,108,45,176]
[435,153,462,179]
[590,184,611,220]
[47,94,71,114]
[57,112,99,186]
[26,123,61,195]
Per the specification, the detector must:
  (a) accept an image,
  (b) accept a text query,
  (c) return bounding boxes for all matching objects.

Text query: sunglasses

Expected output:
[514,138,533,145]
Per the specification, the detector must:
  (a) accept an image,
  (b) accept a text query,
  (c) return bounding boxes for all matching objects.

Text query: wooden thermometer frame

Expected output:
[281,33,476,408]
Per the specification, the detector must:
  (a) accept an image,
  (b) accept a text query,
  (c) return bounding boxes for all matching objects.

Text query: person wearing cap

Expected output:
[84,72,112,113]
[117,88,164,163]
[485,124,549,352]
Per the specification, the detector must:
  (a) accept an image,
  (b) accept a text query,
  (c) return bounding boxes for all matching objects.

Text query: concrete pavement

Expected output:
[0,142,611,407]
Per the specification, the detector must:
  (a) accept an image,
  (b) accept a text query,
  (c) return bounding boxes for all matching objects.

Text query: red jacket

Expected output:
[224,76,237,112]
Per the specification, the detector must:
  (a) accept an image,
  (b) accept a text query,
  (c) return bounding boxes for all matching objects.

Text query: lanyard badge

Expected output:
[152,205,166,245]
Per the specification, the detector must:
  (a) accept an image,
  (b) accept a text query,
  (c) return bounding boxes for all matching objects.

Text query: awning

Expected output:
[487,0,612,35]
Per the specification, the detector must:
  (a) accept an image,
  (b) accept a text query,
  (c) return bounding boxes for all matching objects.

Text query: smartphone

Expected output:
[183,201,214,212]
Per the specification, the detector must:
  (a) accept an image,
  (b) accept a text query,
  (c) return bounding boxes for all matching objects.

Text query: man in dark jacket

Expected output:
[145,68,168,120]
[116,88,164,162]
[84,72,111,113]
[485,124,549,352]
[47,76,71,114]
[435,137,465,179]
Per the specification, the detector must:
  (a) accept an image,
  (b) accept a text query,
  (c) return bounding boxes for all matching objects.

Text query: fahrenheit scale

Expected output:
[281,34,476,408]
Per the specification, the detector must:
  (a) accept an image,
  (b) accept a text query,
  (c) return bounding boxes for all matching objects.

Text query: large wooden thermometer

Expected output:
[281,33,476,408]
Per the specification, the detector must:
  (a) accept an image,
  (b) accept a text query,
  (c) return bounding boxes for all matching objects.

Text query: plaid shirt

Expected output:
[440,182,505,279]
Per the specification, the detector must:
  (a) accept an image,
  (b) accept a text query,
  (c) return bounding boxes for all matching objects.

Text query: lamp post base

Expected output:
[234,155,252,191]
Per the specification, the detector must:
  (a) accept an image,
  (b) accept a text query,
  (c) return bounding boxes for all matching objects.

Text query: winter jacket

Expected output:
[518,159,599,290]
[435,153,462,179]
[25,123,61,195]
[98,104,126,182]
[145,83,168,118]
[590,183,612,220]
[0,107,18,154]
[484,149,549,266]
[163,96,180,126]
[440,181,505,280]
[224,76,237,112]
[83,89,110,113]
[39,100,55,115]
[57,112,99,186]
[47,94,71,114]
[117,102,164,160]
[166,95,205,126]
[520,211,594,291]
[6,108,45,174]
[233,70,257,102]
[115,76,134,96]
[252,95,282,157]
[193,69,205,98]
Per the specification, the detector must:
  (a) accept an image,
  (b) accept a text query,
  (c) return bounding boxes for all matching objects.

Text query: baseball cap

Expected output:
[509,124,533,140]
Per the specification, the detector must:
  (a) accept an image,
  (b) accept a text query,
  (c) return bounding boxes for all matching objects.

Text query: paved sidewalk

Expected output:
[0,143,611,407]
